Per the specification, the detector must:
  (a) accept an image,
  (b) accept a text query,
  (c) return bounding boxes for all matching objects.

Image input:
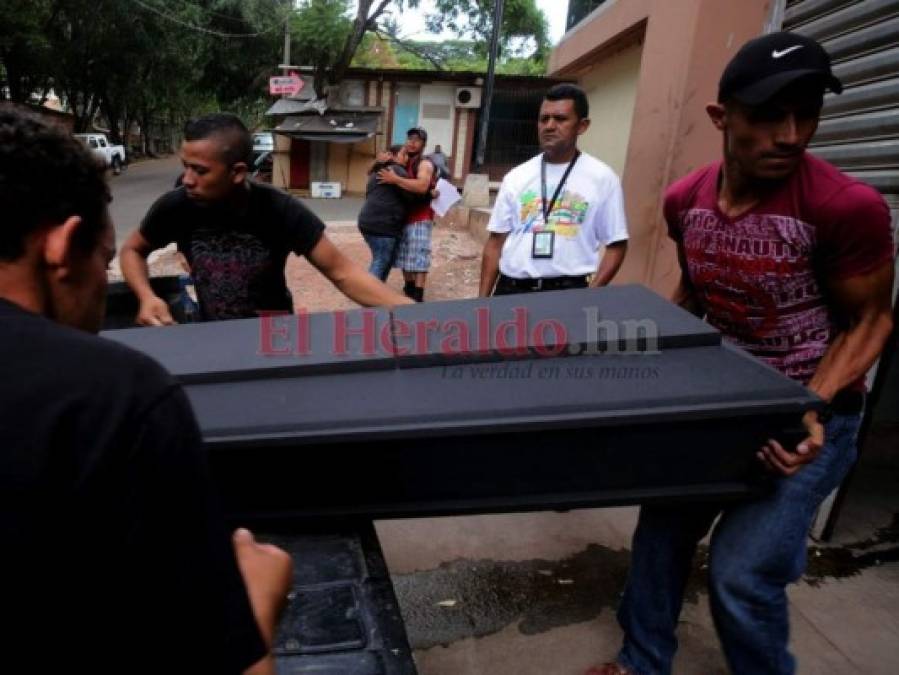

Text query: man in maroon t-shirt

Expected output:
[592,32,894,675]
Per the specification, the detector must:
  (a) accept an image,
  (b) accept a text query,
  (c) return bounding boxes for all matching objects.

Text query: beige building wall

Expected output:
[549,0,773,296]
[326,137,378,196]
[578,41,643,176]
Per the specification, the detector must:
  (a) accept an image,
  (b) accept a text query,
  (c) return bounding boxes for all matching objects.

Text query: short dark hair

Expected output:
[183,112,252,166]
[0,105,110,261]
[388,144,404,155]
[544,84,590,120]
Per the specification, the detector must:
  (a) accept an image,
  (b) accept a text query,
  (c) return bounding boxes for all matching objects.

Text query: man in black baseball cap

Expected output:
[591,31,894,675]
[407,126,428,143]
[718,30,843,104]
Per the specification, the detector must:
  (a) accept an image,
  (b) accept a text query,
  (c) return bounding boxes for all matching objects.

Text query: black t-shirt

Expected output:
[141,181,325,321]
[0,299,266,673]
[358,163,410,238]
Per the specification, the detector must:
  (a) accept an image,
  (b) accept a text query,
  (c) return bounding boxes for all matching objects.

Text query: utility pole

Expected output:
[475,0,505,169]
[283,15,291,71]
[281,4,292,98]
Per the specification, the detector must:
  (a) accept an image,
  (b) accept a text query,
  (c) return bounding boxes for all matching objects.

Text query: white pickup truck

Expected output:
[73,133,126,175]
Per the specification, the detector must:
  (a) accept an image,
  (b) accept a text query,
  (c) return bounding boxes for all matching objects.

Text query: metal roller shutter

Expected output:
[780,0,899,540]
[782,0,899,230]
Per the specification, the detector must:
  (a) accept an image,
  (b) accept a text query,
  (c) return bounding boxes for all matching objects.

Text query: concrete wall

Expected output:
[326,136,378,196]
[419,84,456,159]
[579,40,643,176]
[549,0,774,296]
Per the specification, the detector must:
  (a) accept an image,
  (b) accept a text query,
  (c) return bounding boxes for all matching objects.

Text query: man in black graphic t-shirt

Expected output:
[121,113,411,324]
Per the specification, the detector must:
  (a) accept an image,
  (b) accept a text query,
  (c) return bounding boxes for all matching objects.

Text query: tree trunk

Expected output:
[140,111,152,157]
[101,93,123,146]
[1,53,28,103]
[328,0,392,91]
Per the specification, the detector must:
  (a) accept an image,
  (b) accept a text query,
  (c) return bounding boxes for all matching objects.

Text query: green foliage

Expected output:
[291,0,352,70]
[352,36,546,76]
[2,0,549,145]
[0,0,55,103]
[426,0,549,59]
[352,35,403,69]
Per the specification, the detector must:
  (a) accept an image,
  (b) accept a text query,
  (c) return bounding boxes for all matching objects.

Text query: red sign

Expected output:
[269,74,304,96]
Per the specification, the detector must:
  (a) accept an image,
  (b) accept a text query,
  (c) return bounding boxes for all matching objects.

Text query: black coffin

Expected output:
[103,285,819,521]
[104,276,183,329]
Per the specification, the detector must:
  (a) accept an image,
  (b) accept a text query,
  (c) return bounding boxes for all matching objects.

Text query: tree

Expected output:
[293,0,548,99]
[290,0,353,99]
[43,0,283,143]
[426,0,549,60]
[0,0,55,103]
[290,0,424,99]
[351,34,404,69]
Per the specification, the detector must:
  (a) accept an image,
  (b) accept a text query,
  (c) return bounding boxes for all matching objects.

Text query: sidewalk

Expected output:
[377,458,899,674]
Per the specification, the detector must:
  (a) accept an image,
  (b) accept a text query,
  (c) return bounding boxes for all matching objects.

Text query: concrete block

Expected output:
[463,173,491,208]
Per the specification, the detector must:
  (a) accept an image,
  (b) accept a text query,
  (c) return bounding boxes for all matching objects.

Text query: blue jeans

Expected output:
[363,233,399,282]
[617,413,861,675]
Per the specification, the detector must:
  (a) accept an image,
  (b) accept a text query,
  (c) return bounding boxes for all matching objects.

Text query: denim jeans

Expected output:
[616,413,861,675]
[363,233,399,282]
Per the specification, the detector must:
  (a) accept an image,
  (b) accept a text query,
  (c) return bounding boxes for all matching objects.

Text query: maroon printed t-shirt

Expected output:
[665,152,893,386]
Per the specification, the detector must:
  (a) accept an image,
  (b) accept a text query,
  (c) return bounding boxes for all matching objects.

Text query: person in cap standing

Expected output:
[590,32,894,675]
[377,127,437,302]
[430,144,450,178]
[479,84,629,296]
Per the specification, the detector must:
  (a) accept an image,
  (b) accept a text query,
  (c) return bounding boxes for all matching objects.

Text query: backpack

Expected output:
[426,154,451,181]
[409,154,448,184]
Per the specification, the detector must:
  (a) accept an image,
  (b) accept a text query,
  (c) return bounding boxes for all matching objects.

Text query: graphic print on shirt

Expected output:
[518,186,588,237]
[189,229,284,320]
[679,208,831,384]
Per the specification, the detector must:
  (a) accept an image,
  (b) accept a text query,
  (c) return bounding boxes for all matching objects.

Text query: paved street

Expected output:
[108,155,182,243]
[108,155,365,244]
[106,157,899,674]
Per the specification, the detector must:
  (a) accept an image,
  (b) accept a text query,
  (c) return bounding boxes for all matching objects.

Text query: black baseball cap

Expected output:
[407,126,428,142]
[718,31,843,104]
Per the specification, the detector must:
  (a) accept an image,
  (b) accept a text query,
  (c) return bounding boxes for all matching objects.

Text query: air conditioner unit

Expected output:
[455,87,482,108]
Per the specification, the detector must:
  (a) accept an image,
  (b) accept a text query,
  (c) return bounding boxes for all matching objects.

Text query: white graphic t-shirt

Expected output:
[487,152,629,278]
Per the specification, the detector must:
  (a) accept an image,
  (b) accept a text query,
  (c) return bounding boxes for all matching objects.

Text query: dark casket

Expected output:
[104,276,183,329]
[103,284,819,523]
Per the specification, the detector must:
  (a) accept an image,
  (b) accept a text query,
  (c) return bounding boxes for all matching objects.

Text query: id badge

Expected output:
[532,230,555,259]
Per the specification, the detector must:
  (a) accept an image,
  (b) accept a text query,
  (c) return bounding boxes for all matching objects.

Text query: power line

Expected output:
[131,0,280,39]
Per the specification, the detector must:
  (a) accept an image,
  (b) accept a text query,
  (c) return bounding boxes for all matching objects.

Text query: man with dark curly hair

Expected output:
[0,105,292,674]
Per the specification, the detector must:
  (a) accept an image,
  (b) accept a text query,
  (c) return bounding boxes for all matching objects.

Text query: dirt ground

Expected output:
[287,215,482,312]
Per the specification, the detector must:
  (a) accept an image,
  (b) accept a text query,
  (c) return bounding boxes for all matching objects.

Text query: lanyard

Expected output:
[541,150,580,225]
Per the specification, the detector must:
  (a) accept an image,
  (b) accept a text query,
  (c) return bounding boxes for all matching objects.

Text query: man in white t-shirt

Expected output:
[479,84,629,296]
